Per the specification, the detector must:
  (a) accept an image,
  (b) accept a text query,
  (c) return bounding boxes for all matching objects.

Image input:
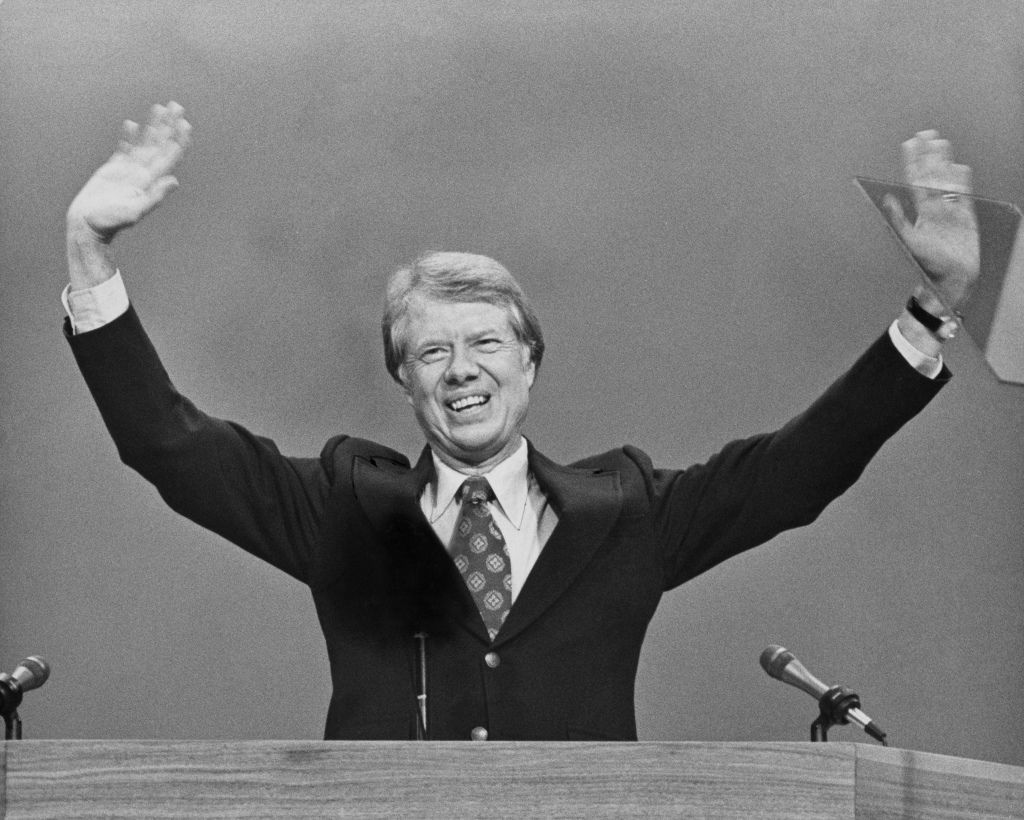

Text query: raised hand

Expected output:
[67,102,192,242]
[883,130,980,310]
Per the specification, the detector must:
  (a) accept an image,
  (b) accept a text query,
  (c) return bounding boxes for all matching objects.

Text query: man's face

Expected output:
[398,295,536,472]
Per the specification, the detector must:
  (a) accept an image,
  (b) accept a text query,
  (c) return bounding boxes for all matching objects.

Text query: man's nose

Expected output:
[444,345,480,383]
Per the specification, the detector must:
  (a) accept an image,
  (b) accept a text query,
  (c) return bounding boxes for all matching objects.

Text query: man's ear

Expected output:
[522,346,537,389]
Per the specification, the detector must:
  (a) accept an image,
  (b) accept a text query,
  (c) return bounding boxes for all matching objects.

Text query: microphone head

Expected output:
[760,645,796,680]
[11,656,50,692]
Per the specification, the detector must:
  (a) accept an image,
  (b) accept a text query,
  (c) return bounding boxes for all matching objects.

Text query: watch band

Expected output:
[906,295,947,334]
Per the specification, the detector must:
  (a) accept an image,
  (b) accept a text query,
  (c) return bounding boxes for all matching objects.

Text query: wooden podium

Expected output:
[1,740,1022,819]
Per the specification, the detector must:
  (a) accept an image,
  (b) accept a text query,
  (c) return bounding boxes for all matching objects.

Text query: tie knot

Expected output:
[458,476,494,505]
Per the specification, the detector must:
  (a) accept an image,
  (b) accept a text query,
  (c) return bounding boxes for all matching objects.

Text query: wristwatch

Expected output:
[906,295,959,340]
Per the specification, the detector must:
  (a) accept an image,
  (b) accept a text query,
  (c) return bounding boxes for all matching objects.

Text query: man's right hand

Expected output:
[66,102,191,290]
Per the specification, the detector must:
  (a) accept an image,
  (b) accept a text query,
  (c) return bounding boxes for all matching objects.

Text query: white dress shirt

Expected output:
[420,438,558,603]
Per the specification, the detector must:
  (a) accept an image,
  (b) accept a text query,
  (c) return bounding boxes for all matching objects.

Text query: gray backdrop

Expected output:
[2,0,1022,766]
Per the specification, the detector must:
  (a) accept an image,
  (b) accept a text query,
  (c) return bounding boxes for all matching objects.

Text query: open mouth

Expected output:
[447,394,490,413]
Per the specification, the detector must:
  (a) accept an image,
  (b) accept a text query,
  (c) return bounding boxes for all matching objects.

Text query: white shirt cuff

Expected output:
[888,319,943,379]
[62,271,130,334]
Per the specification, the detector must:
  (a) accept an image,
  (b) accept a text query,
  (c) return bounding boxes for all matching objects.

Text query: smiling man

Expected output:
[385,259,541,473]
[63,104,976,740]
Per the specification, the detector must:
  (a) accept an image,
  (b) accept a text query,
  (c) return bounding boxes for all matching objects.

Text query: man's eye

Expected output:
[476,338,503,353]
[419,347,449,363]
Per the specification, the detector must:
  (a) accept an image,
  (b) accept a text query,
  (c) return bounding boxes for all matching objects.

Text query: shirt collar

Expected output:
[427,437,530,530]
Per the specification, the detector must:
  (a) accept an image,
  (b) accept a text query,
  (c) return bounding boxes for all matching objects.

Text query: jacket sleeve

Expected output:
[635,331,950,590]
[66,306,340,583]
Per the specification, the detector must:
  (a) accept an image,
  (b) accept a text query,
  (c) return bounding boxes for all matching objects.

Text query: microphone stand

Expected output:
[1,675,24,740]
[4,711,22,740]
[414,632,429,740]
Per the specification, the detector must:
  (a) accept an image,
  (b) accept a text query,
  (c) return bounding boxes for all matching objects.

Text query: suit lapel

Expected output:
[495,443,622,646]
[352,445,430,531]
[352,446,488,642]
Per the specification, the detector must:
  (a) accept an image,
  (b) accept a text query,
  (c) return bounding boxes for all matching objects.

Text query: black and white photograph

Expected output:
[1,1,1022,815]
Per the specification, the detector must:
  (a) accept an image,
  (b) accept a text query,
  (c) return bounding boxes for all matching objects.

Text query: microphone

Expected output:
[760,645,886,743]
[9,656,51,692]
[0,656,51,712]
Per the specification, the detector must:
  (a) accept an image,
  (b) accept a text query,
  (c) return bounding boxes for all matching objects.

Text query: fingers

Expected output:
[902,129,972,196]
[145,175,181,211]
[118,120,141,154]
[902,130,951,186]
[944,161,973,195]
[135,102,192,176]
[143,103,178,146]
[154,101,191,146]
[169,102,192,149]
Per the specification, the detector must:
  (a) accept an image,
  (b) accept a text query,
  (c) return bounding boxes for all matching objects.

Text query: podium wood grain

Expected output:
[1,741,1021,819]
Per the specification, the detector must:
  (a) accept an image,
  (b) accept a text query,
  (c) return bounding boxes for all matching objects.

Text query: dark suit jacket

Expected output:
[68,307,948,740]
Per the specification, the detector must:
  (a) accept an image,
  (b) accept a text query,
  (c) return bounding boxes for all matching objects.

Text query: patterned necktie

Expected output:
[450,476,511,641]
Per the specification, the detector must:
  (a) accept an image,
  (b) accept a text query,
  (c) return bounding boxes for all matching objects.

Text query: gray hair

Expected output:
[382,251,545,384]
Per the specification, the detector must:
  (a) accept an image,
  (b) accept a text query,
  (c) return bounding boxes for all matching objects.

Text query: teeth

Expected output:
[450,395,488,411]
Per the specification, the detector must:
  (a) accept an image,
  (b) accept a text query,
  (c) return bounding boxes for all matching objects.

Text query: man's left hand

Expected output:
[883,130,980,310]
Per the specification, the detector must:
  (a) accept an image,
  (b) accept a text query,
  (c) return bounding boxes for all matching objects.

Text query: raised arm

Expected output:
[66,102,191,292]
[63,104,334,584]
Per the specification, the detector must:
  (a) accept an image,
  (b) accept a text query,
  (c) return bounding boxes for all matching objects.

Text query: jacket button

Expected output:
[484,651,500,668]
[471,726,489,741]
